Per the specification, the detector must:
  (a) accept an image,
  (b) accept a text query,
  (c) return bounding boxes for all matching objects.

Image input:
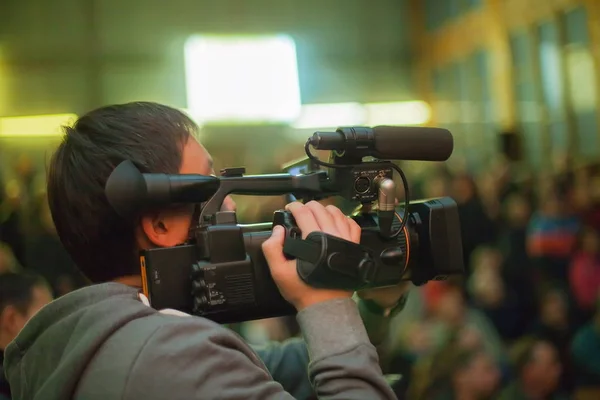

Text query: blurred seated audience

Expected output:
[385,280,505,381]
[468,246,523,341]
[0,180,25,268]
[426,282,505,364]
[569,226,600,314]
[571,296,600,388]
[452,174,497,274]
[527,285,575,392]
[498,193,533,281]
[496,193,538,337]
[573,170,600,232]
[25,194,84,297]
[409,337,501,400]
[498,337,564,400]
[527,189,579,285]
[0,271,53,400]
[477,169,502,222]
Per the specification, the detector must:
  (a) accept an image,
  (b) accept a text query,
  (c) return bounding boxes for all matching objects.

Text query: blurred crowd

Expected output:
[0,156,84,296]
[3,153,600,399]
[383,157,600,399]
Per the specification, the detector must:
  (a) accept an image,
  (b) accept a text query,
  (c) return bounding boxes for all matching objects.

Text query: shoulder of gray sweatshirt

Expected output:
[4,282,397,400]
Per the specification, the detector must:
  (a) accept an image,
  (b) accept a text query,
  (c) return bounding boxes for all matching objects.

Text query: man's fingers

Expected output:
[286,202,320,239]
[262,225,287,265]
[305,201,338,236]
[325,205,351,239]
[286,201,360,243]
[285,201,361,243]
[221,195,237,212]
[347,217,362,243]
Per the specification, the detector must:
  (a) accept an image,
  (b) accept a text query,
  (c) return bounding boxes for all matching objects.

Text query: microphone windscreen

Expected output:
[373,126,453,161]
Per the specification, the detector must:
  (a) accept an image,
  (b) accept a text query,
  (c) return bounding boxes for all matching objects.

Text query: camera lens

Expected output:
[354,176,371,194]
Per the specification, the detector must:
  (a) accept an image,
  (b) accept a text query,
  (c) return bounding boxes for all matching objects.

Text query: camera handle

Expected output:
[285,231,376,290]
[274,211,377,290]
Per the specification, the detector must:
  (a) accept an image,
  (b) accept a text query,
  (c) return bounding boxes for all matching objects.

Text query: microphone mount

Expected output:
[375,176,396,237]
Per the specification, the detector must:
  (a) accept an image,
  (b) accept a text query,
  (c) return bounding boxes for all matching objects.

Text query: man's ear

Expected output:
[140,210,188,248]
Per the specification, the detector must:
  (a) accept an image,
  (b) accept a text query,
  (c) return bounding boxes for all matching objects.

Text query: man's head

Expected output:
[452,350,500,399]
[0,271,53,349]
[47,102,216,283]
[538,286,569,328]
[435,285,466,326]
[511,337,561,396]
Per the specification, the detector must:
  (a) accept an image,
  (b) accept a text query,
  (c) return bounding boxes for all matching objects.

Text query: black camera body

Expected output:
[105,125,464,324]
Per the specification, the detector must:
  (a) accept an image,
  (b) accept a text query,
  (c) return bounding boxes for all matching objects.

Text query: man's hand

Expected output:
[262,201,361,311]
[357,283,411,309]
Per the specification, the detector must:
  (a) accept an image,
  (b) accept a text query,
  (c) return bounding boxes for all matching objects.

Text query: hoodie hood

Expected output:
[4,283,156,400]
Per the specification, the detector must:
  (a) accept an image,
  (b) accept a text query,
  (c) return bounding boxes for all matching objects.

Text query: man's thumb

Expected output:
[262,225,286,263]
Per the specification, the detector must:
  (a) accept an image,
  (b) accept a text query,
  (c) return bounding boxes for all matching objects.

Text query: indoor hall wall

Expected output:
[0,0,416,187]
[410,0,600,172]
[0,0,415,117]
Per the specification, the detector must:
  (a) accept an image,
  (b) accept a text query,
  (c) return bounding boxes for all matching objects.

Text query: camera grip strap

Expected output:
[283,232,375,290]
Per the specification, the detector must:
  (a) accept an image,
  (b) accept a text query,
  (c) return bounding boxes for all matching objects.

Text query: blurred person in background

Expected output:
[571,295,600,389]
[409,336,501,400]
[24,193,83,296]
[477,170,502,223]
[569,226,600,316]
[496,193,537,335]
[467,246,522,341]
[492,155,523,204]
[426,282,505,364]
[498,193,533,279]
[422,173,450,199]
[0,178,26,268]
[11,155,36,237]
[0,271,53,400]
[527,286,574,393]
[381,285,438,394]
[498,337,563,400]
[570,171,592,217]
[581,172,600,232]
[384,279,505,378]
[4,102,409,400]
[452,174,497,275]
[527,187,579,285]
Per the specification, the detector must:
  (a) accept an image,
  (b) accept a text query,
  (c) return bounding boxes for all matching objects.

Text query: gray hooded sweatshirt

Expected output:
[4,283,397,399]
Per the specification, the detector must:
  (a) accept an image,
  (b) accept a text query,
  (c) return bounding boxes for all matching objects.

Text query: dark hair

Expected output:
[47,102,198,283]
[0,271,48,315]
[535,283,567,311]
[416,344,485,400]
[574,224,600,251]
[509,336,548,374]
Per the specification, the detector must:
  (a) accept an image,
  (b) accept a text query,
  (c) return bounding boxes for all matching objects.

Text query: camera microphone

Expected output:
[309,126,453,161]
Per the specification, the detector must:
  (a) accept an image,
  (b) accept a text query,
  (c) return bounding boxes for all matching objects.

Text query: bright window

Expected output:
[185,35,301,124]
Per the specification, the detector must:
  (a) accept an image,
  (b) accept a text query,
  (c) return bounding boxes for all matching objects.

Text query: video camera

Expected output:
[105,126,464,324]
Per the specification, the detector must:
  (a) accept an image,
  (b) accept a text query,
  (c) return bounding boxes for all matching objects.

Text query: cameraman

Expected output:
[4,103,407,400]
